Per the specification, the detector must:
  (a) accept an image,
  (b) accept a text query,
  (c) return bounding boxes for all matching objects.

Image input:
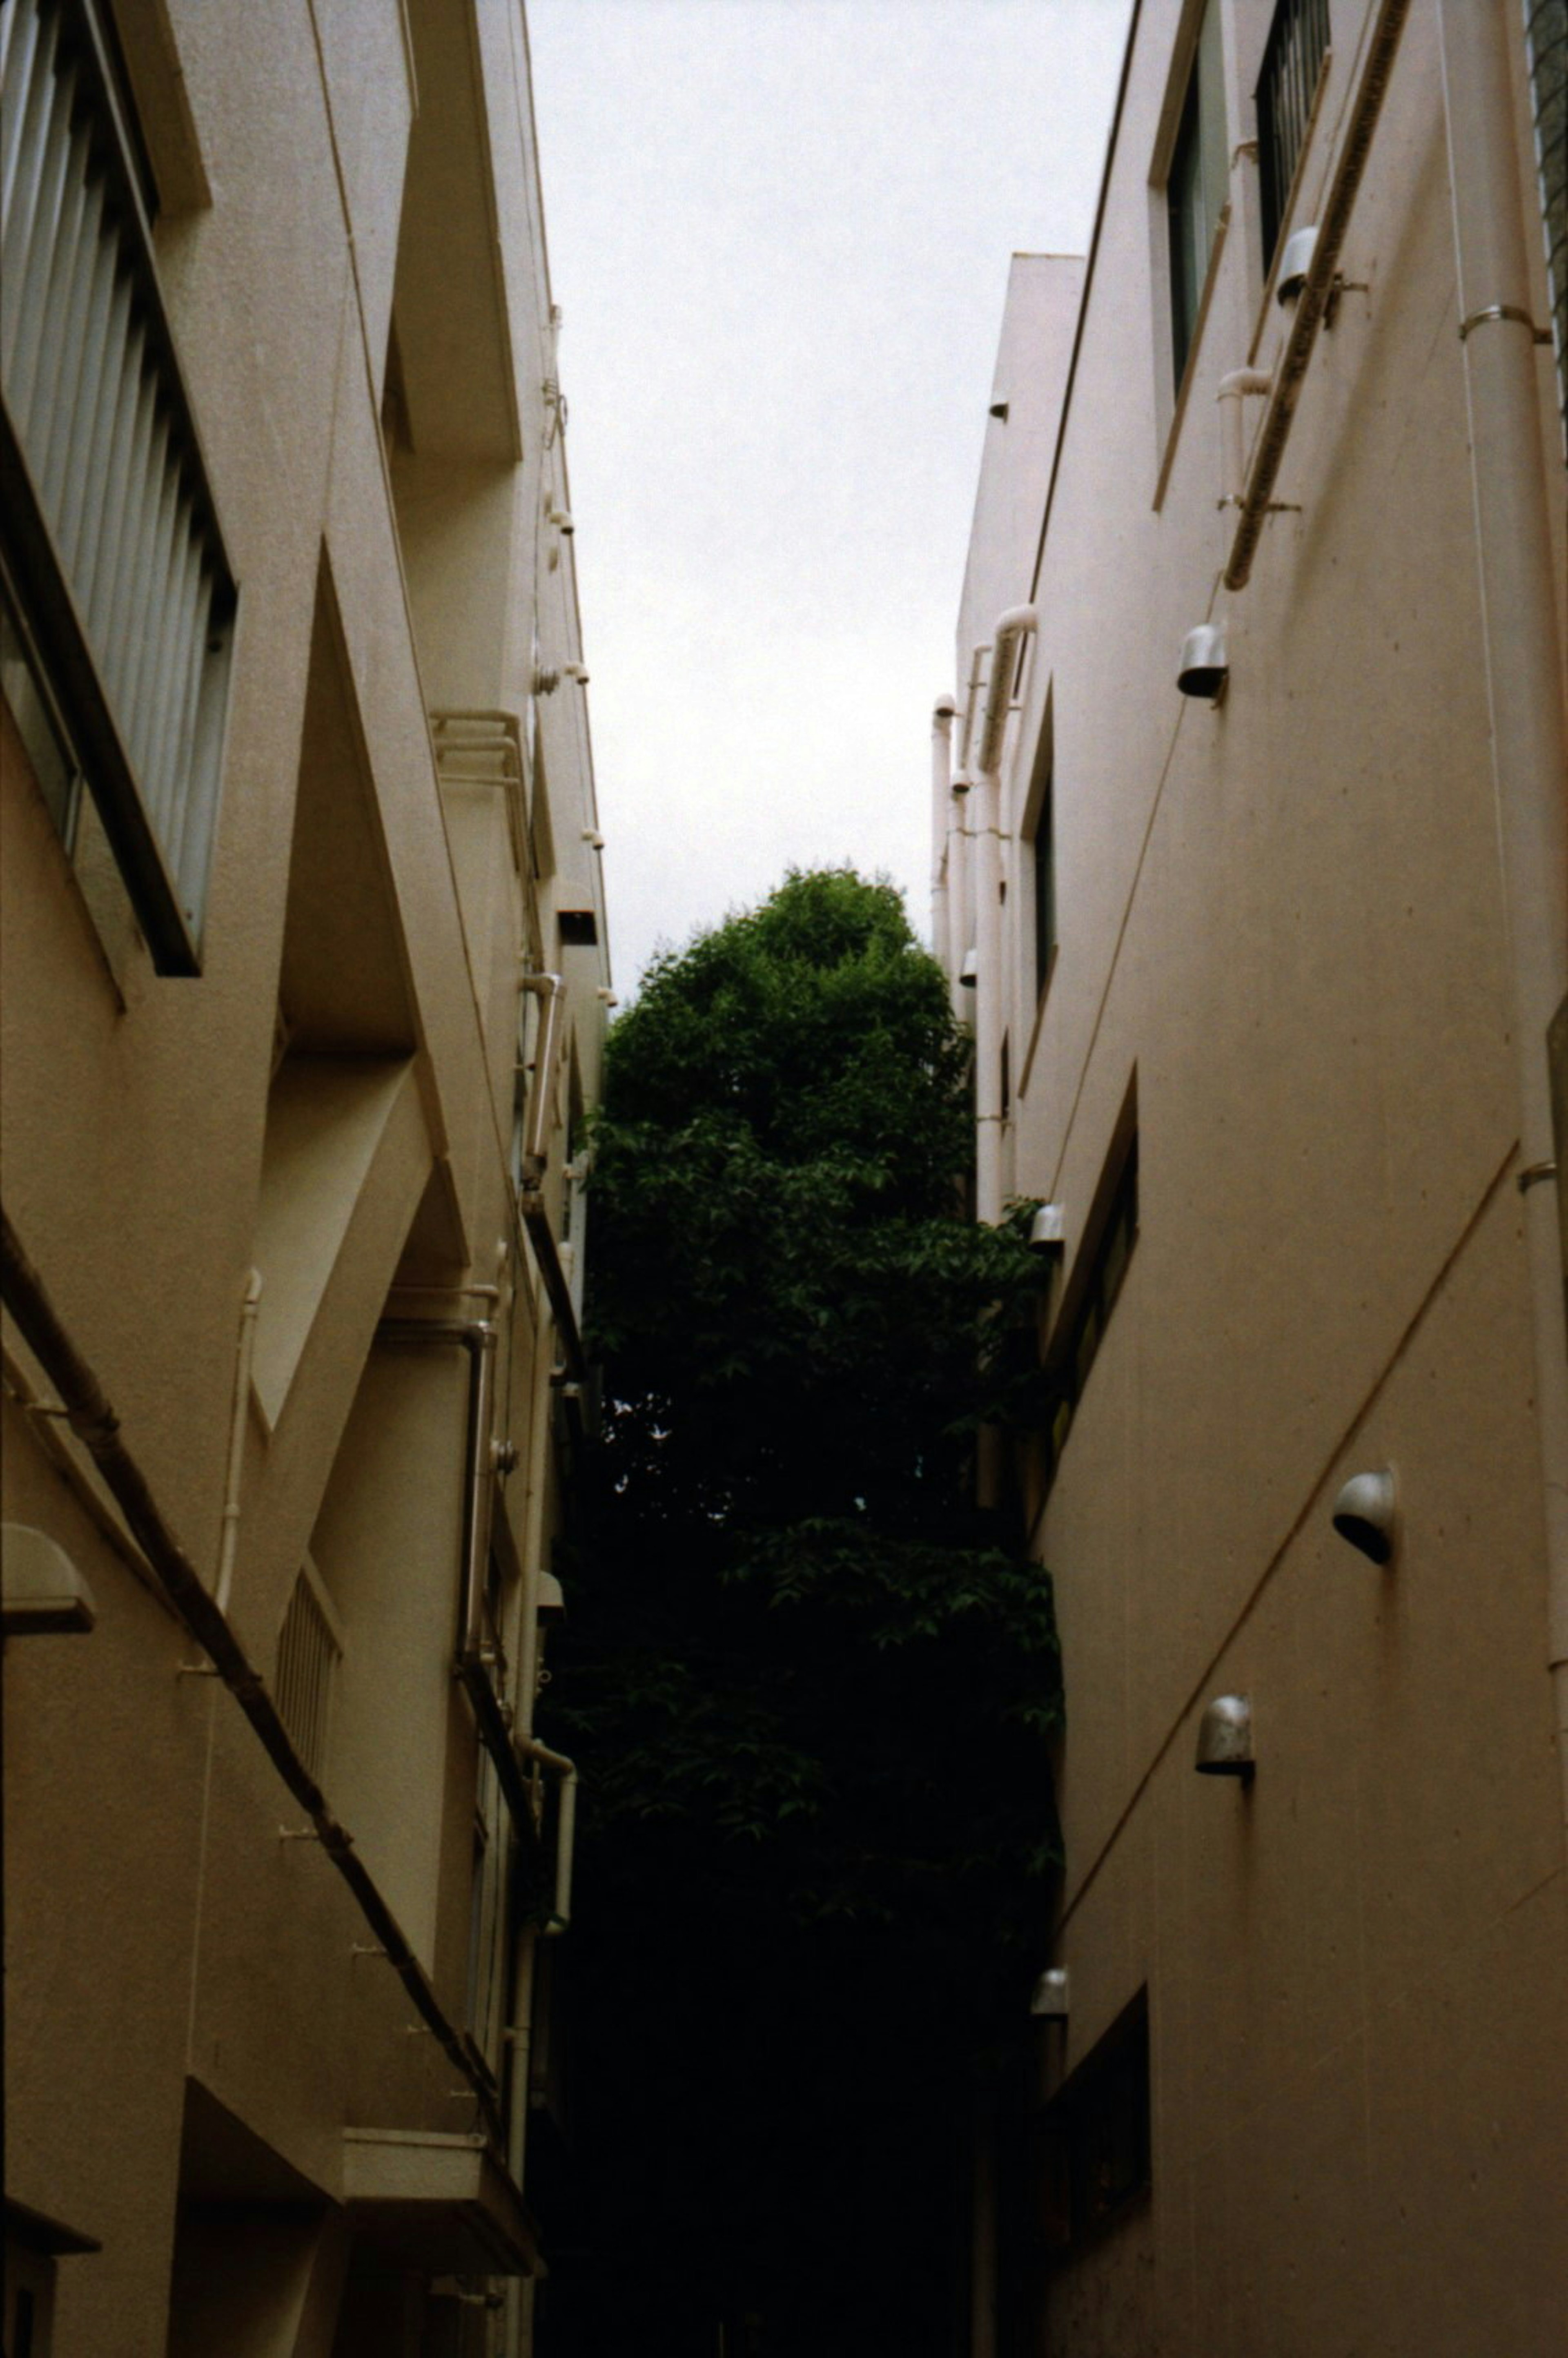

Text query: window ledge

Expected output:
[1154,205,1231,512]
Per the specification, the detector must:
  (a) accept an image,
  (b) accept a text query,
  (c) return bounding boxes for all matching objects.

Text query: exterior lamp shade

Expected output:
[1030,1967,1070,2019]
[1029,1204,1066,1251]
[1177,621,1228,700]
[1276,224,1319,303]
[960,948,979,989]
[1195,1693,1254,1778]
[2,1524,96,1636]
[1331,1468,1398,1564]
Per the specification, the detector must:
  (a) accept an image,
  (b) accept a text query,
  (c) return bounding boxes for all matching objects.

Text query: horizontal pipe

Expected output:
[0,1204,505,2146]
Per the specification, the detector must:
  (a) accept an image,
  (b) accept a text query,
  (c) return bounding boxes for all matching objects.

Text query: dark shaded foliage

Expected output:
[537,872,1061,2354]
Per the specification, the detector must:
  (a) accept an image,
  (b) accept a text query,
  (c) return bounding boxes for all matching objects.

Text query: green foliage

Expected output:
[539,872,1063,2345]
[549,869,1061,1977]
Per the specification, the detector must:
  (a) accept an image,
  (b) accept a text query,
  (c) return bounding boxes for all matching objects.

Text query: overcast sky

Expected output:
[526,0,1132,996]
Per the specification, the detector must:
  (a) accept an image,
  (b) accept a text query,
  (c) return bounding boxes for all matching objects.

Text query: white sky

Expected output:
[526,0,1132,996]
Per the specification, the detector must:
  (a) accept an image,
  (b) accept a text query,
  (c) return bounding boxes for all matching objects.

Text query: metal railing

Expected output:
[0,0,235,972]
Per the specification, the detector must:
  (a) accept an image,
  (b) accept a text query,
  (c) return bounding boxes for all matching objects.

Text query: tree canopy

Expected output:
[538,870,1062,2353]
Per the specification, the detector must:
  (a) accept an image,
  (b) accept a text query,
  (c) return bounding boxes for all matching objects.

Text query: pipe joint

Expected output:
[976,606,1038,776]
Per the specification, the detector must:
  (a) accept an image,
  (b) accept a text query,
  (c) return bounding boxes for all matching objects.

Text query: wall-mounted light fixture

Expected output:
[1331,1467,1398,1565]
[1028,1203,1066,1253]
[1276,225,1319,305]
[581,829,605,849]
[951,768,973,798]
[960,948,979,989]
[1195,1693,1254,1780]
[1029,1966,1069,2019]
[2,1525,96,1636]
[548,506,575,535]
[563,663,589,684]
[1177,620,1228,702]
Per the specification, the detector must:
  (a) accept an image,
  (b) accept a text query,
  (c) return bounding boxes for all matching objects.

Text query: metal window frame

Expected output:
[0,0,236,975]
[1256,0,1332,271]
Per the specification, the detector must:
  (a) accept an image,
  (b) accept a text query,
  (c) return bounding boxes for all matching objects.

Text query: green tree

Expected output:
[540,871,1060,2354]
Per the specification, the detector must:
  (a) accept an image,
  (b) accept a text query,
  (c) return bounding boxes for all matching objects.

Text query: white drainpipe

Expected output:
[1216,367,1274,510]
[949,769,974,1019]
[931,695,957,975]
[214,1269,261,1614]
[1437,0,1568,1863]
[973,607,1038,1228]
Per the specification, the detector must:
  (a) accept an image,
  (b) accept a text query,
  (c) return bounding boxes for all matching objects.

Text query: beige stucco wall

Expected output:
[2,3,608,2351]
[947,2,1568,2350]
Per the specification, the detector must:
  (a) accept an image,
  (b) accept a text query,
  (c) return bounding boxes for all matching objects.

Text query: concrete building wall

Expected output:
[2,3,608,2351]
[941,3,1568,2351]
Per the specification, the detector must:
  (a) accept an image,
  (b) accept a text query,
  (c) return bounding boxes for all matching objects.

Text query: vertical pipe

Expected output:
[974,762,1004,1229]
[460,1324,499,1658]
[931,695,957,973]
[214,1271,262,1614]
[950,774,973,1018]
[514,1311,557,1743]
[1437,0,1568,1858]
[503,1925,539,2358]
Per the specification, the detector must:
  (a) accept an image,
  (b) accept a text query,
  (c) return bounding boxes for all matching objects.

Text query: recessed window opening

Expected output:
[1031,775,1056,1004]
[1042,1128,1138,1489]
[1,572,80,846]
[1256,0,1330,272]
[1040,1988,1152,2257]
[1167,0,1229,390]
[1022,695,1056,1012]
[1,0,238,972]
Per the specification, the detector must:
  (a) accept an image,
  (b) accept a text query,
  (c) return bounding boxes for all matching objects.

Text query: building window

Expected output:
[1167,0,1229,390]
[0,0,236,974]
[1042,1130,1138,1487]
[1029,765,1056,1004]
[1256,0,1331,274]
[1,575,80,845]
[274,1554,342,1785]
[1039,1990,1152,2256]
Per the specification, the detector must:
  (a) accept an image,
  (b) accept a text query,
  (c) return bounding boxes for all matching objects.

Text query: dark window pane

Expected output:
[1033,773,1056,1000]
[1168,0,1228,390]
[1256,0,1330,270]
